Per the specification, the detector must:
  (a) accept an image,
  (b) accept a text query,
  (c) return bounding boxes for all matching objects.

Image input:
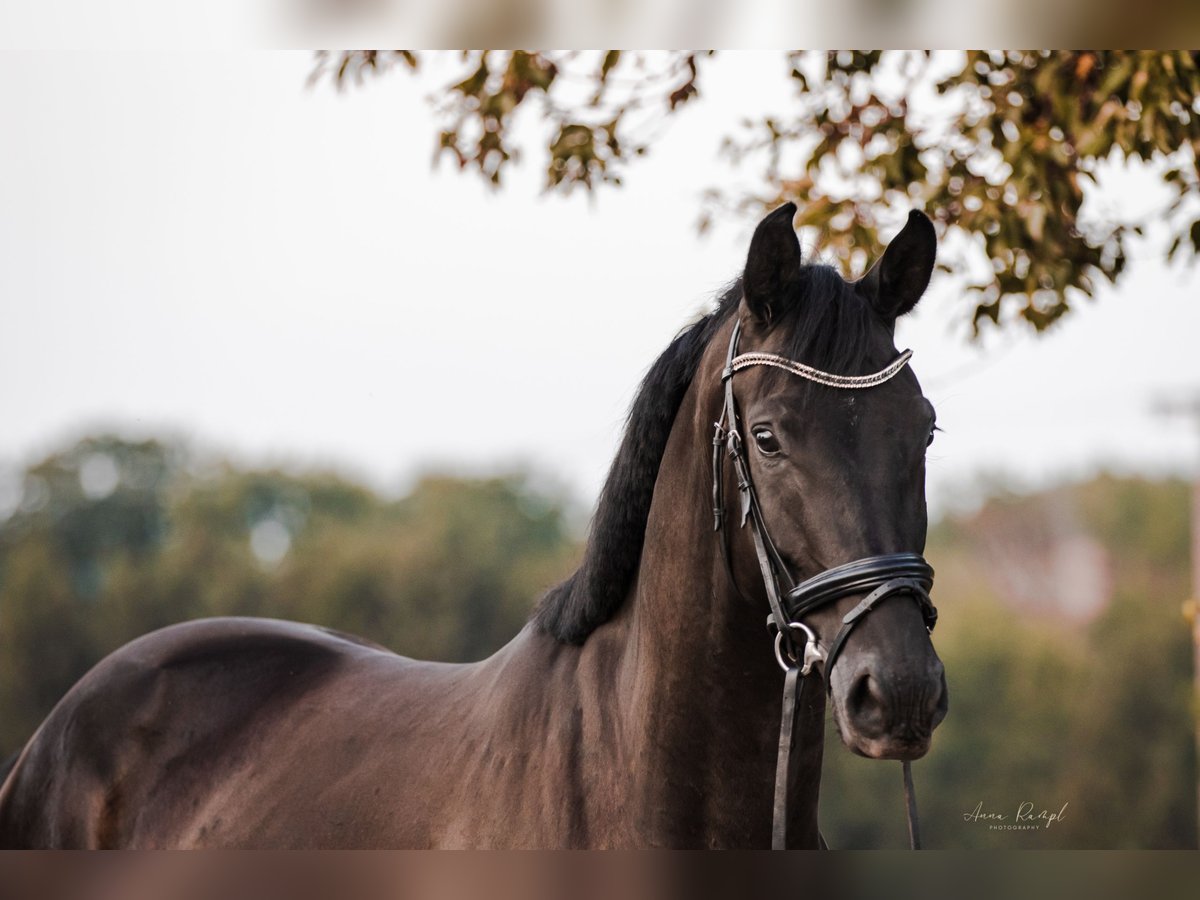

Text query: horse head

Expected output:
[719,203,948,761]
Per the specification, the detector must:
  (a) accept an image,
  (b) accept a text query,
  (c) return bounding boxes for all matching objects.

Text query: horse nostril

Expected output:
[928,667,949,727]
[846,671,889,738]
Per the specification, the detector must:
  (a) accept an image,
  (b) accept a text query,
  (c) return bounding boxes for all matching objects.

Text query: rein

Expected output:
[711,318,938,850]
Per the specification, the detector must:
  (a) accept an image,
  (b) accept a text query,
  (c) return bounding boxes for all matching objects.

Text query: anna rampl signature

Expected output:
[963,801,1069,830]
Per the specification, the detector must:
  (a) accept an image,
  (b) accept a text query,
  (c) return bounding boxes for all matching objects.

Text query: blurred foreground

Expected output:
[0,435,1194,848]
[2,849,1200,900]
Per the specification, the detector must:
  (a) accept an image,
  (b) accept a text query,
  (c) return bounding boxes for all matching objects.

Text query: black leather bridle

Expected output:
[711,318,939,849]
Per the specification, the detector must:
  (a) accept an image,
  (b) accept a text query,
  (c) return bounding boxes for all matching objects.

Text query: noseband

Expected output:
[711,318,938,849]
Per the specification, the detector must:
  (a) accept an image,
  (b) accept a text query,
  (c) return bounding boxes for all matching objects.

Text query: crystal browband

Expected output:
[728,349,914,389]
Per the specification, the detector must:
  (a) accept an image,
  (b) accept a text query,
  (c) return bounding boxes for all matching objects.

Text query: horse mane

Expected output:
[531,264,876,644]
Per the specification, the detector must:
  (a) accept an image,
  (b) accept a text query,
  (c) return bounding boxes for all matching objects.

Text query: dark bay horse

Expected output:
[0,204,947,848]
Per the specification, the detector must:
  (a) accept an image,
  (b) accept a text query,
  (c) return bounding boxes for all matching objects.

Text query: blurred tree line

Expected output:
[0,436,1195,847]
[0,435,580,762]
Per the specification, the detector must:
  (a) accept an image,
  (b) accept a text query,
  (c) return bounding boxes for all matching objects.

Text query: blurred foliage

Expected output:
[0,437,1195,846]
[313,50,1200,336]
[311,50,704,191]
[0,436,579,761]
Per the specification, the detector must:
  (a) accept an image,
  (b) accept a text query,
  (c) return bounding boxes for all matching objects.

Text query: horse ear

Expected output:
[743,202,802,325]
[859,210,937,320]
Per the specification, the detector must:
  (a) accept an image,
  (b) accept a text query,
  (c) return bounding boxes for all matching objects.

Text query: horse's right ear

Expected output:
[743,202,801,325]
[858,210,937,320]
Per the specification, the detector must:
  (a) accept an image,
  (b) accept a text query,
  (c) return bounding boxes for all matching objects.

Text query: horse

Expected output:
[0,203,947,848]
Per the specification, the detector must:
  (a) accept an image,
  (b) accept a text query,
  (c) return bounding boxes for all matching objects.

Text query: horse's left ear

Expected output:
[743,202,802,325]
[859,210,937,320]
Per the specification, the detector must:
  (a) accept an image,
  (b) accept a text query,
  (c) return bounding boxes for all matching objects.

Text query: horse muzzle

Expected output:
[782,553,946,760]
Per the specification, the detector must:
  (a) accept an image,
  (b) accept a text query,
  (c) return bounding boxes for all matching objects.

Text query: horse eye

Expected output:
[927,425,938,447]
[753,428,781,455]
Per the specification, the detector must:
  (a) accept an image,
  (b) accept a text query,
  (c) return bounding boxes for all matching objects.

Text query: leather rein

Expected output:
[711,318,939,850]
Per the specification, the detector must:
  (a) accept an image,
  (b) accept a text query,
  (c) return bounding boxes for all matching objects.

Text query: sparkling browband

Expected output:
[729,349,914,389]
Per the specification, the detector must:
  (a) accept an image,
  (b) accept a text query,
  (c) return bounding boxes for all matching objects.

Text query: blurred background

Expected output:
[2,51,1200,848]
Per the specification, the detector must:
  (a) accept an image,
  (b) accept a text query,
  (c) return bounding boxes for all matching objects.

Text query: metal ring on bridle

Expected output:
[773,621,818,673]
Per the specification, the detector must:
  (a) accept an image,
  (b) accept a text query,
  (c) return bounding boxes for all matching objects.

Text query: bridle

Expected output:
[711,317,939,850]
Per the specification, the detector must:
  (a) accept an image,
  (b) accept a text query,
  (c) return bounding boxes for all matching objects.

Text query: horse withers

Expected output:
[0,203,947,848]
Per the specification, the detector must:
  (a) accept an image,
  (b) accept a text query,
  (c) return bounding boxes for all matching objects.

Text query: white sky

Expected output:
[2,51,1198,519]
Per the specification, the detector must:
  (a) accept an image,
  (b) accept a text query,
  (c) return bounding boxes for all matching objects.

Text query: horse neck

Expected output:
[610,341,826,847]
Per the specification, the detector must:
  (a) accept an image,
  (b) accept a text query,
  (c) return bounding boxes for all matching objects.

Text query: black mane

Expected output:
[531,265,876,643]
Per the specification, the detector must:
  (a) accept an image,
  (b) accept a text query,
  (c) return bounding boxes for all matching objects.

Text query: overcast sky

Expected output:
[2,51,1198,519]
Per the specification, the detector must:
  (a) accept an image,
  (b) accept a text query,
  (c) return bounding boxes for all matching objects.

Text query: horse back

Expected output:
[0,617,400,848]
